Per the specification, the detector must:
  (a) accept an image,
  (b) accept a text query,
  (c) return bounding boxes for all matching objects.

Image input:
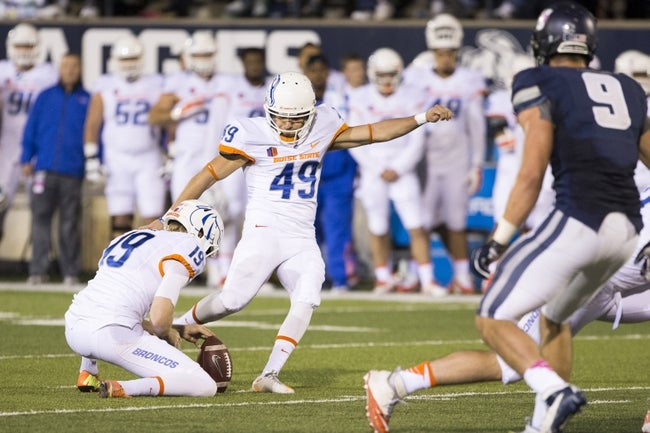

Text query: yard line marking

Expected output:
[1,386,647,418]
[1,333,649,361]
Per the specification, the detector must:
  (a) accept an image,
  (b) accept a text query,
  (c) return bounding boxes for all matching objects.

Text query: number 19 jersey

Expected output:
[66,230,206,329]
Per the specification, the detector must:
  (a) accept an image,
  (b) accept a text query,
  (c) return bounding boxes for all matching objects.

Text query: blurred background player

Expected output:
[0,23,57,242]
[20,53,89,286]
[165,72,452,394]
[84,33,166,241]
[405,13,487,295]
[203,47,271,287]
[347,48,445,296]
[149,31,226,287]
[65,200,224,398]
[302,54,359,292]
[614,49,650,192]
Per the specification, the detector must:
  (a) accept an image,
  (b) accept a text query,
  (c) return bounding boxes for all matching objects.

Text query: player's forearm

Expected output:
[171,168,216,208]
[501,173,542,235]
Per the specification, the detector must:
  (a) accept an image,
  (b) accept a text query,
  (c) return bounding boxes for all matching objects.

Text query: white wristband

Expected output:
[84,142,98,158]
[414,112,428,126]
[492,218,518,245]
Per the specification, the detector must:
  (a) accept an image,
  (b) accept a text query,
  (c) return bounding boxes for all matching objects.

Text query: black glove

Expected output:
[634,240,650,282]
[470,240,508,279]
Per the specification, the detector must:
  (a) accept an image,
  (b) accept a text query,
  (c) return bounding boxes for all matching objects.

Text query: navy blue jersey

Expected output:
[512,66,648,232]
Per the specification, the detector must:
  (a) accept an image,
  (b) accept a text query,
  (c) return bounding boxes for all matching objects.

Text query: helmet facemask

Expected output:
[111,35,144,82]
[367,48,403,95]
[183,32,217,79]
[7,24,39,69]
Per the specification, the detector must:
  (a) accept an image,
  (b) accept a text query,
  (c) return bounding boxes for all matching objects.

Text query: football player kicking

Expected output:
[154,71,453,394]
[65,200,224,398]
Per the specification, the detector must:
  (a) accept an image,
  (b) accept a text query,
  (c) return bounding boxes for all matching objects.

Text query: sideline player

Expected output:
[65,200,224,398]
[347,47,445,296]
[84,34,166,240]
[405,13,487,294]
[151,72,452,394]
[0,23,57,241]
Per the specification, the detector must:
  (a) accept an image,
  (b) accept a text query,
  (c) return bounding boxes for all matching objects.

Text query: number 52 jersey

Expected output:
[66,229,206,329]
[218,105,347,237]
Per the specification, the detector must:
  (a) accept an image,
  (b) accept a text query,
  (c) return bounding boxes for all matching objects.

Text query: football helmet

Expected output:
[183,31,217,78]
[615,50,650,95]
[6,23,39,69]
[110,34,143,81]
[367,48,403,92]
[425,14,463,50]
[263,72,316,145]
[531,1,597,66]
[161,199,224,258]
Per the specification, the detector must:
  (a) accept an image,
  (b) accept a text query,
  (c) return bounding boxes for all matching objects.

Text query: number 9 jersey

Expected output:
[512,65,648,233]
[66,229,207,329]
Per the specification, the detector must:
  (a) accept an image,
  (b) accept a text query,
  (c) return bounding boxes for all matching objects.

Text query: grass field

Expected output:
[0,283,648,433]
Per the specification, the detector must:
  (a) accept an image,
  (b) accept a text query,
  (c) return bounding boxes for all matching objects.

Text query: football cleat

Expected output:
[364,369,406,433]
[252,371,295,394]
[77,370,101,392]
[421,282,448,298]
[99,380,130,398]
[642,409,650,433]
[540,385,586,433]
[373,278,396,294]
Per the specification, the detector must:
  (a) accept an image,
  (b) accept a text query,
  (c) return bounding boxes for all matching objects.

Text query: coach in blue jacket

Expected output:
[20,53,90,285]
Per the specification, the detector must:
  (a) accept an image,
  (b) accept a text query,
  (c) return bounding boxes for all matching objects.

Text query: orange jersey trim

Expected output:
[276,335,298,347]
[219,144,255,163]
[158,254,195,280]
[329,123,349,149]
[154,376,164,396]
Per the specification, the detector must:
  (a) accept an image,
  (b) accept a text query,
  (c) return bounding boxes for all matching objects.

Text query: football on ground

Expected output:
[197,335,232,393]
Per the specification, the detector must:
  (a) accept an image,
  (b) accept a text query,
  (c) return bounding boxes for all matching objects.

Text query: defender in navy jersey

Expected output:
[466,2,650,432]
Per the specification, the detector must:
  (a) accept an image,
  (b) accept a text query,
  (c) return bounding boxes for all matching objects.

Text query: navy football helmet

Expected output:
[530,1,597,66]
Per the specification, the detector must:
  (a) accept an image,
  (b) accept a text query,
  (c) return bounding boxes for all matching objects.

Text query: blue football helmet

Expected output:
[530,1,597,66]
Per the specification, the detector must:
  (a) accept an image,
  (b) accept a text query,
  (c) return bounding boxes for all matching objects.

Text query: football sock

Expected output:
[398,361,436,394]
[453,259,470,278]
[375,265,391,283]
[523,359,566,394]
[121,377,161,397]
[79,357,98,375]
[416,262,433,286]
[262,302,313,374]
[175,291,232,325]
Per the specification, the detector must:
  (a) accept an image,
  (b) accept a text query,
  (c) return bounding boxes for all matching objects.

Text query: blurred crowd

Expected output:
[1,0,648,19]
[1,16,648,294]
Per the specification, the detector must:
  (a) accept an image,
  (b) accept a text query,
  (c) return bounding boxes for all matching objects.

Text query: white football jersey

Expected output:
[164,70,227,162]
[0,60,58,162]
[218,105,346,236]
[93,73,163,155]
[410,66,486,172]
[347,82,427,176]
[66,229,206,328]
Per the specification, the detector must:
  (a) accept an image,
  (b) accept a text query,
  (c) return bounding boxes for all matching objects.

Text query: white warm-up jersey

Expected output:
[347,82,426,176]
[219,105,346,236]
[411,67,486,172]
[94,74,164,156]
[0,61,58,159]
[164,70,227,164]
[66,229,205,329]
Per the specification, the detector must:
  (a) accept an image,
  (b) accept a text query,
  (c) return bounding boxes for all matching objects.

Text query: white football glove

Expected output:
[85,157,104,184]
[170,97,208,122]
[467,166,482,196]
